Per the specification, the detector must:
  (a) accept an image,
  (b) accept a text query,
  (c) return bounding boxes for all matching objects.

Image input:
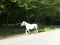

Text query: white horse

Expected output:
[21,21,38,34]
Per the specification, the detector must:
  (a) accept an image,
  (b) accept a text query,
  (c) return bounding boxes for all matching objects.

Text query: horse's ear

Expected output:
[23,21,25,22]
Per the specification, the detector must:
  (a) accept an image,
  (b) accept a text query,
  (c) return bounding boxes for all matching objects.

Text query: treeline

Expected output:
[0,0,60,26]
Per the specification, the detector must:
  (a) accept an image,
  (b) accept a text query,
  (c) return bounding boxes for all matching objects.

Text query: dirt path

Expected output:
[0,28,60,45]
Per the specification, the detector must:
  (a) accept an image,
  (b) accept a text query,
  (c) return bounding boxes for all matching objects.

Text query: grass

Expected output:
[0,26,25,39]
[0,24,60,39]
[39,25,60,32]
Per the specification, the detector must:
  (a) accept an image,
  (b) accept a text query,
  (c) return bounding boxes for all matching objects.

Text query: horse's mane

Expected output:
[23,21,30,24]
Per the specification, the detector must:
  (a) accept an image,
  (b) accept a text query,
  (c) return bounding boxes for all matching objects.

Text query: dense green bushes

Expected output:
[0,0,60,26]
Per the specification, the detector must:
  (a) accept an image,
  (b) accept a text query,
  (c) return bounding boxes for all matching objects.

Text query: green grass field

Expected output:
[0,24,60,39]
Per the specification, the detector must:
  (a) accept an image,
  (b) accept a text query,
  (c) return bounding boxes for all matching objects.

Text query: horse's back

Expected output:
[33,24,38,26]
[32,24,38,27]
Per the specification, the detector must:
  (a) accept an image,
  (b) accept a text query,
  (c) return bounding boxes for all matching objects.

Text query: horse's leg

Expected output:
[36,28,38,33]
[25,30,28,34]
[28,30,30,34]
[25,30,30,34]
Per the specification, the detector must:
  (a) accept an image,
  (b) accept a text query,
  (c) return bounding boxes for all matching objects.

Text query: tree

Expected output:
[0,0,60,26]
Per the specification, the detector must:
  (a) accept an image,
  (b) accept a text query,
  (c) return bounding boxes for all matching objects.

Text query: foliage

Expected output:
[0,0,60,26]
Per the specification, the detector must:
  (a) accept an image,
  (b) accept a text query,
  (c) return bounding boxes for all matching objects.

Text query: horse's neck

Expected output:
[25,22,30,26]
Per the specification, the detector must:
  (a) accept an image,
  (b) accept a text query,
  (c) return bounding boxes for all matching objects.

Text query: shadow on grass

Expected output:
[0,25,60,39]
[0,26,25,39]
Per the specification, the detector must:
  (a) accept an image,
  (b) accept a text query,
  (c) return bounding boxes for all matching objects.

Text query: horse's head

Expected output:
[21,21,26,26]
